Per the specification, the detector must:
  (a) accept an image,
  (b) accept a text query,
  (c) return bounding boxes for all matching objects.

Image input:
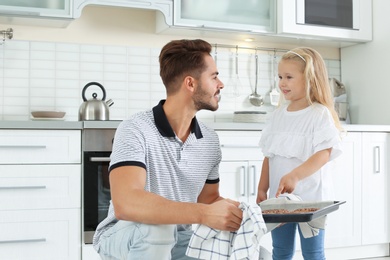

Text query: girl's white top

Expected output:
[259,103,342,201]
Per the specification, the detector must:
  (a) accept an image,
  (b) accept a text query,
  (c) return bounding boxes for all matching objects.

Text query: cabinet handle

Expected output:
[220,144,259,149]
[249,165,257,196]
[191,25,254,33]
[239,166,246,196]
[90,157,111,162]
[374,146,380,173]
[0,238,46,244]
[0,145,46,149]
[0,185,46,190]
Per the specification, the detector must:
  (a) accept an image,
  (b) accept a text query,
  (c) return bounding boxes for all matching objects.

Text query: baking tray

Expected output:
[261,200,346,223]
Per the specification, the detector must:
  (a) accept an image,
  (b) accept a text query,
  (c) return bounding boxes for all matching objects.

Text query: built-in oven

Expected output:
[82,128,116,244]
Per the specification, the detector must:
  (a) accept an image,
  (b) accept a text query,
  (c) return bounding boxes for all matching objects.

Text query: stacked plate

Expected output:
[233,111,267,123]
[31,111,66,120]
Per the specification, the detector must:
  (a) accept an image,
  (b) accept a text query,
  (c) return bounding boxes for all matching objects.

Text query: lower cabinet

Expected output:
[0,209,80,260]
[0,129,82,260]
[219,160,262,204]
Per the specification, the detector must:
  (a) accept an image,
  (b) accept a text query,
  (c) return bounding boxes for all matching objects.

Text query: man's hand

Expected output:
[201,199,243,231]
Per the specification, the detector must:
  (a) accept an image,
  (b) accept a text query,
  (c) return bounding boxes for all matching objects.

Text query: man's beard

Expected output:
[193,82,219,111]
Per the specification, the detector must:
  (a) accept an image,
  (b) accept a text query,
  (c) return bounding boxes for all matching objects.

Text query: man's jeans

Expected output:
[98,220,197,260]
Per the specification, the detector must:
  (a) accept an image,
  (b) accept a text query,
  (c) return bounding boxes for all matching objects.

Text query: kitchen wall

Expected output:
[0,5,341,122]
[341,0,389,125]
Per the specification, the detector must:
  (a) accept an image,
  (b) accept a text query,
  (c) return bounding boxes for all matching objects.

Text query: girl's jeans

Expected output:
[98,220,197,260]
[271,222,325,260]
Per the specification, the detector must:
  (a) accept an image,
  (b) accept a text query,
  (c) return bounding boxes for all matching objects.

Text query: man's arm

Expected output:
[109,166,242,231]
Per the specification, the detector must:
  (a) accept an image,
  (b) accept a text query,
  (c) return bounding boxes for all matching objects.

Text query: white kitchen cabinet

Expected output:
[219,160,262,204]
[73,0,173,24]
[168,0,275,33]
[216,130,263,203]
[0,0,72,18]
[277,0,372,42]
[361,132,389,245]
[324,132,362,248]
[0,129,82,260]
[0,209,80,260]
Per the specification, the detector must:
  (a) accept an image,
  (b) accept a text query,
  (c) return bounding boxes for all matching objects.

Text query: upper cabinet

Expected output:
[277,0,372,42]
[0,0,72,17]
[73,0,173,24]
[169,0,275,33]
[0,0,73,27]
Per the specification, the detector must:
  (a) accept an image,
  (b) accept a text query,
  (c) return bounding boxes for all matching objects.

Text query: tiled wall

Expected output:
[0,40,341,122]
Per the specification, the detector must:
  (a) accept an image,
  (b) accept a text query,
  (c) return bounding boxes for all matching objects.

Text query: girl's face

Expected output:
[278,59,308,108]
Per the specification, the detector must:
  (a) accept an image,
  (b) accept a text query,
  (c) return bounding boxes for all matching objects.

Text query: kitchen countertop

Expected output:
[1,120,390,132]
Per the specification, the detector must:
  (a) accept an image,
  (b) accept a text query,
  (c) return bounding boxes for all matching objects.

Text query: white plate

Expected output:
[31,117,65,121]
[31,111,66,118]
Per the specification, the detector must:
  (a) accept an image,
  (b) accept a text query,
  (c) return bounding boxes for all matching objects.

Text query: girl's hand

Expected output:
[275,172,299,197]
[256,190,268,204]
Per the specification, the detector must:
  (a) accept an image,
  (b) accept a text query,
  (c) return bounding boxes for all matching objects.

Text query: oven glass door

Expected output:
[297,0,358,29]
[83,151,111,244]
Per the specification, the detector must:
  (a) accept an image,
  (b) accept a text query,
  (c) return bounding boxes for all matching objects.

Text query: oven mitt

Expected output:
[259,194,327,238]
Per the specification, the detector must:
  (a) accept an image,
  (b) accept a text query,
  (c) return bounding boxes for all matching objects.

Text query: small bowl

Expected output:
[31,111,66,118]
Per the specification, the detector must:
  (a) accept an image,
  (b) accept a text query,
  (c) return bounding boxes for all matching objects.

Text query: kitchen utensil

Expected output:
[225,46,241,97]
[249,52,264,106]
[79,82,114,121]
[270,51,280,106]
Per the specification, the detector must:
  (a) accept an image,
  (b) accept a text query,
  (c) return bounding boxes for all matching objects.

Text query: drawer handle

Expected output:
[0,185,46,190]
[90,157,111,162]
[374,146,380,173]
[220,144,259,149]
[0,145,47,149]
[0,238,46,244]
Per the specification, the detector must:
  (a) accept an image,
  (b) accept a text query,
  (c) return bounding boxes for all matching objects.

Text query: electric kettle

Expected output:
[78,82,114,121]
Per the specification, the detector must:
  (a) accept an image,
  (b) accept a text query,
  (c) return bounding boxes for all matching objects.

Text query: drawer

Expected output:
[216,130,264,161]
[0,165,81,210]
[0,208,81,260]
[0,129,81,164]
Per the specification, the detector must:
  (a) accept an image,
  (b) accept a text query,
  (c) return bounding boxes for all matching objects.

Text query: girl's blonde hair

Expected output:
[281,47,342,130]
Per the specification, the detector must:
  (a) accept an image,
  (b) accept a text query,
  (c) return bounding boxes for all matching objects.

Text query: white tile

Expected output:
[3,78,29,87]
[56,43,80,52]
[30,60,56,69]
[104,46,127,55]
[31,42,56,51]
[80,44,104,53]
[104,54,127,64]
[56,61,80,70]
[4,69,29,78]
[4,50,29,59]
[30,50,56,60]
[56,51,80,61]
[30,78,56,88]
[80,53,103,63]
[104,63,127,73]
[80,62,103,71]
[56,70,80,79]
[80,71,104,81]
[30,97,56,107]
[4,59,29,69]
[30,69,56,79]
[30,87,56,97]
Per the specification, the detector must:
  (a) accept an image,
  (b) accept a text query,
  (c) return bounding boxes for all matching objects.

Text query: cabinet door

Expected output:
[0,209,80,260]
[361,133,389,244]
[277,0,372,42]
[173,0,275,33]
[324,132,362,248]
[0,0,72,17]
[219,160,262,204]
[219,161,248,202]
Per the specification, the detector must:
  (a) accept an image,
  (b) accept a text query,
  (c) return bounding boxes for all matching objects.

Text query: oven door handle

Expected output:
[90,157,111,162]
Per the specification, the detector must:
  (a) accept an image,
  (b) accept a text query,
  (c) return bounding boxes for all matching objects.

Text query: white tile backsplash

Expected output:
[0,40,341,121]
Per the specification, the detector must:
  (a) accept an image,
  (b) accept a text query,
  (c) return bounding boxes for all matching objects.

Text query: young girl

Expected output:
[257,47,343,259]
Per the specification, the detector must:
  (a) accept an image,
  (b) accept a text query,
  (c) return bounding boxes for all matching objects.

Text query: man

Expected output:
[93,39,243,259]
